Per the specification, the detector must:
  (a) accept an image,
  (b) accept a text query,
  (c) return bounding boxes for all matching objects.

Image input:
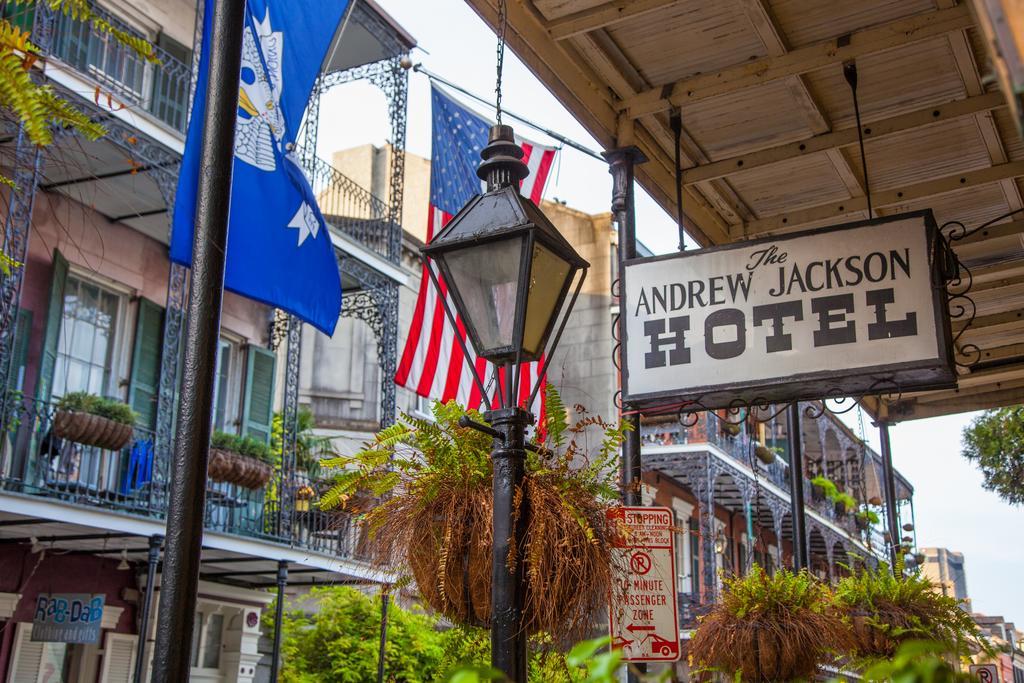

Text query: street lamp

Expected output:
[421,123,588,682]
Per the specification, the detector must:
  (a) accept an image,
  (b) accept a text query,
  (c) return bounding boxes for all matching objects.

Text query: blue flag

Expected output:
[171,0,349,335]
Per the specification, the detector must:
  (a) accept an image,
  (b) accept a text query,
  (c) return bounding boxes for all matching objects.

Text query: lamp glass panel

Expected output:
[442,236,523,354]
[522,242,572,355]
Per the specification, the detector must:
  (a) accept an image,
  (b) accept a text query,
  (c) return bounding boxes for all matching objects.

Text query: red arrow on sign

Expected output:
[626,624,656,633]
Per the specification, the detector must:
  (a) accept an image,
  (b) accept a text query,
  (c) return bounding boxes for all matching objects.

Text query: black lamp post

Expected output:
[421,124,588,682]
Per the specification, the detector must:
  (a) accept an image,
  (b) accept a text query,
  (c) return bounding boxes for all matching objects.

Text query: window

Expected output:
[149,33,191,132]
[212,338,240,432]
[52,275,124,399]
[190,610,224,671]
[412,394,434,420]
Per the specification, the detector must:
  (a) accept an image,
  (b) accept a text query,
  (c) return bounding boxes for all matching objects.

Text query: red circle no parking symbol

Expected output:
[630,551,652,575]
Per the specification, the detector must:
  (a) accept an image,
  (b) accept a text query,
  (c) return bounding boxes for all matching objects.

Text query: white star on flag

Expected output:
[287,202,320,246]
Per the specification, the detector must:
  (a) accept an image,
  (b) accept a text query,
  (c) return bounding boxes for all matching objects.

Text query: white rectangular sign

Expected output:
[969,664,1000,682]
[608,506,680,663]
[622,212,954,408]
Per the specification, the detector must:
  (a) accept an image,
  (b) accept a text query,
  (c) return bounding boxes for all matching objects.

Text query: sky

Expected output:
[316,0,1024,624]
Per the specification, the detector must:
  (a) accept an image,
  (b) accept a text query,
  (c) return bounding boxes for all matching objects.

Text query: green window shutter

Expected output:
[9,309,33,391]
[35,249,68,404]
[128,298,164,430]
[242,345,276,444]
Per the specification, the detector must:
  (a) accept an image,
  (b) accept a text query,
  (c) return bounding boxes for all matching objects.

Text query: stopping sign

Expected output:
[607,506,680,662]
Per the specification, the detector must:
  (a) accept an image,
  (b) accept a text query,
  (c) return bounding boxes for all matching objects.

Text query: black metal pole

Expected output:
[878,421,901,572]
[376,585,390,683]
[604,145,647,681]
[485,402,530,683]
[269,560,288,682]
[151,1,245,680]
[787,403,808,570]
[133,534,162,683]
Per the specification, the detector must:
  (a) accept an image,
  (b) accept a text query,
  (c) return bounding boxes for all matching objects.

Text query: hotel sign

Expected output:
[621,211,955,408]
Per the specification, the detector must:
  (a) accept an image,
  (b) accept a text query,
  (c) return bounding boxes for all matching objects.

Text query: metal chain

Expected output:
[495,0,507,124]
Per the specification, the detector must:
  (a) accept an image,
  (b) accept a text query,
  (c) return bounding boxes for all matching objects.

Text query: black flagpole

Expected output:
[151,1,246,680]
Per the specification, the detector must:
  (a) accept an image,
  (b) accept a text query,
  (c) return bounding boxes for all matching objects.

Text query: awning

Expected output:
[463,0,1024,421]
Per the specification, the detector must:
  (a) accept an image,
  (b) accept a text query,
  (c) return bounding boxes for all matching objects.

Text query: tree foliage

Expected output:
[273,587,614,683]
[961,405,1024,506]
[275,586,447,683]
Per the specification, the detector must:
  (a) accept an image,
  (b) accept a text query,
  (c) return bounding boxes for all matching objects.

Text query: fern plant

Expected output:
[832,562,988,660]
[318,385,630,640]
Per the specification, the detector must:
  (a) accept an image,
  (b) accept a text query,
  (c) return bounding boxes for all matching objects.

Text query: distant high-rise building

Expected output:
[921,547,971,611]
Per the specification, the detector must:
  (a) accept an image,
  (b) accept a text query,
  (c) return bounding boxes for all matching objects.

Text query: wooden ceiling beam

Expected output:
[889,385,1024,420]
[736,160,1024,237]
[938,0,1024,214]
[618,5,973,118]
[952,307,1024,333]
[737,0,866,204]
[951,217,1024,245]
[682,92,1003,184]
[547,0,682,41]
[571,28,743,243]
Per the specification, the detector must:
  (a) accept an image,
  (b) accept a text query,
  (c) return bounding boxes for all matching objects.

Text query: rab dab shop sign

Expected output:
[621,211,955,408]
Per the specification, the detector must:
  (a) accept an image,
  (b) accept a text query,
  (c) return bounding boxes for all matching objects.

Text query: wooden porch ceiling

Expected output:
[464,0,1024,422]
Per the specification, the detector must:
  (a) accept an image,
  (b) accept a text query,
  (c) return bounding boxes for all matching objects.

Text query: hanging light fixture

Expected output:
[117,548,130,571]
[423,126,588,373]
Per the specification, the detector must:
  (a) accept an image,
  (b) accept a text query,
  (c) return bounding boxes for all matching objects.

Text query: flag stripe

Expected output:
[396,85,558,421]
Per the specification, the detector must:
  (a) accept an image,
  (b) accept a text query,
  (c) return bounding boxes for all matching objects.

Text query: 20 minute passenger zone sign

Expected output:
[607,506,680,662]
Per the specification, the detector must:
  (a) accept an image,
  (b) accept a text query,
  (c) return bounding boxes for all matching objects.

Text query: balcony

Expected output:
[641,413,863,538]
[0,391,367,562]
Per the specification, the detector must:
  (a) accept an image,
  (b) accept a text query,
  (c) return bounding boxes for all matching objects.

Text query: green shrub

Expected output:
[56,391,136,426]
[210,430,273,463]
[855,509,881,525]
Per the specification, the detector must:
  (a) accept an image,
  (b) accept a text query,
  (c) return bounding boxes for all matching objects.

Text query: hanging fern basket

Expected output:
[322,390,625,641]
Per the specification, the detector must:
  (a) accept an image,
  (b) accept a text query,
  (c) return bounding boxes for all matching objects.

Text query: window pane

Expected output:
[190,612,202,667]
[54,275,120,400]
[202,613,223,668]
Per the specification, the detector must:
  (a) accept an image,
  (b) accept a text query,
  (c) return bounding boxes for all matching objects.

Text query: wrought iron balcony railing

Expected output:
[0,1,195,134]
[641,415,862,537]
[0,392,368,563]
[305,152,399,262]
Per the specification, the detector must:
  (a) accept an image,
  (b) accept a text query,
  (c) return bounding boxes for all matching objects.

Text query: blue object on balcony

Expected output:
[120,439,154,495]
[171,0,349,336]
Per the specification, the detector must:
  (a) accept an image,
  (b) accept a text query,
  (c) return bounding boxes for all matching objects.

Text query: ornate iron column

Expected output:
[604,146,647,509]
[787,403,809,570]
[277,315,302,538]
[0,127,42,426]
[878,419,901,571]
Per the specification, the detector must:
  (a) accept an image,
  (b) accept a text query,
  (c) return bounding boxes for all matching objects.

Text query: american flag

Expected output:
[395,84,558,415]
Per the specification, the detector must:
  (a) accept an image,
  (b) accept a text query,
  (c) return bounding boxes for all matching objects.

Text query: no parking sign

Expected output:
[607,506,680,662]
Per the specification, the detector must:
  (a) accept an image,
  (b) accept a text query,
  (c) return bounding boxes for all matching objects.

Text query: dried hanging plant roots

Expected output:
[367,473,616,641]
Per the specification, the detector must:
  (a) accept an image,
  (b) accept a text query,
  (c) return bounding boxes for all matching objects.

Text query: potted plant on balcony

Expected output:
[208,432,273,490]
[833,562,985,661]
[810,475,837,502]
[53,392,136,450]
[721,421,742,437]
[834,492,857,517]
[319,387,626,641]
[753,443,778,464]
[854,508,880,531]
[689,565,847,681]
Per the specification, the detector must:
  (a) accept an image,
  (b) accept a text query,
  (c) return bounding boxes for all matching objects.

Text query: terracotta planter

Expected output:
[53,410,133,451]
[754,444,776,464]
[868,496,883,506]
[207,448,272,490]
